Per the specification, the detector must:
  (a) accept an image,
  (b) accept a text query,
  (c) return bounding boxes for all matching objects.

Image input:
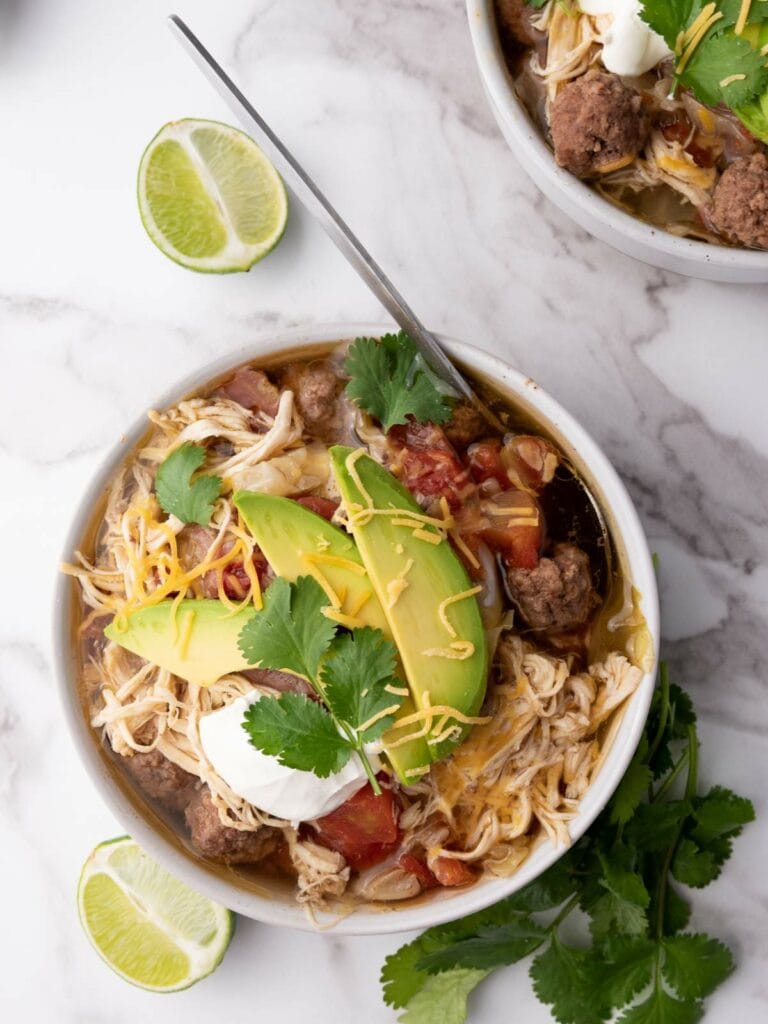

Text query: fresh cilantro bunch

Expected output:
[238,576,405,793]
[344,331,454,432]
[639,0,768,109]
[381,665,754,1023]
[155,442,222,525]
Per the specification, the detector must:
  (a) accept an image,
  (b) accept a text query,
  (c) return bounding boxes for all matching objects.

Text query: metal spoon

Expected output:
[167,15,611,578]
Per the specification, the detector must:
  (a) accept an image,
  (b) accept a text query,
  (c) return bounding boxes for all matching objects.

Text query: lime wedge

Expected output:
[137,118,288,272]
[77,836,234,991]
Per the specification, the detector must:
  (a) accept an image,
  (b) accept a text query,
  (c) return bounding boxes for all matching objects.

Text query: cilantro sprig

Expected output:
[155,442,222,526]
[238,577,404,793]
[380,664,754,1023]
[639,0,768,111]
[344,331,454,432]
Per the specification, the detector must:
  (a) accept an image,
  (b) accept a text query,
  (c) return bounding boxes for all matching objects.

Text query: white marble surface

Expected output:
[1,1,766,1021]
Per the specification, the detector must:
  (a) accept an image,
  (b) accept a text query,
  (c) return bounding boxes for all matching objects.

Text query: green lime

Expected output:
[137,118,288,272]
[77,836,233,991]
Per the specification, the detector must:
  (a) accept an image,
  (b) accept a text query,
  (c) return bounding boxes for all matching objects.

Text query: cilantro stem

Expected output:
[684,723,699,802]
[651,747,689,804]
[647,663,671,769]
[549,893,580,931]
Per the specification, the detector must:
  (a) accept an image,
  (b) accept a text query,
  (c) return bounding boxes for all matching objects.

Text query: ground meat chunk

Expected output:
[708,153,768,250]
[218,366,280,416]
[444,402,486,450]
[280,360,342,436]
[184,788,279,864]
[550,71,648,179]
[241,666,316,698]
[123,750,198,813]
[495,0,538,49]
[506,543,598,632]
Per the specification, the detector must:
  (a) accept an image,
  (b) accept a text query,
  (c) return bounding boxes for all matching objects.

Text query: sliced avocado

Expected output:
[104,600,255,687]
[233,491,431,781]
[329,446,488,761]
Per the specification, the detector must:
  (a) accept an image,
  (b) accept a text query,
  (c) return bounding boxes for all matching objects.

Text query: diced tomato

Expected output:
[660,117,691,146]
[219,549,271,600]
[311,782,401,869]
[398,853,438,890]
[479,490,542,570]
[432,856,476,887]
[294,495,339,520]
[659,116,717,169]
[389,421,473,509]
[467,439,509,489]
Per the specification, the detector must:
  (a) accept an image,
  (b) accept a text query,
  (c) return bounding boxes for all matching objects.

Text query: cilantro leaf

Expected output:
[529,935,608,1024]
[505,852,577,912]
[241,692,352,776]
[589,891,648,942]
[397,968,488,1024]
[610,741,653,825]
[626,801,691,853]
[671,838,721,888]
[418,916,546,973]
[344,332,453,432]
[690,786,755,844]
[662,934,733,1000]
[638,0,701,50]
[682,29,768,108]
[663,884,691,936]
[155,442,221,526]
[598,937,657,1010]
[322,627,403,741]
[238,576,336,681]
[617,988,702,1024]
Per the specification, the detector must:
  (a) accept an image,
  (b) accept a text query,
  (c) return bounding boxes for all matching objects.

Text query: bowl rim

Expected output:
[465,0,768,274]
[53,321,660,935]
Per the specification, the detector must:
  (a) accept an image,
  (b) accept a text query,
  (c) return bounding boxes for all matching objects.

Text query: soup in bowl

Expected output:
[55,325,658,934]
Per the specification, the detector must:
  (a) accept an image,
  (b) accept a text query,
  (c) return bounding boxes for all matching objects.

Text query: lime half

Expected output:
[137,118,288,272]
[77,836,233,992]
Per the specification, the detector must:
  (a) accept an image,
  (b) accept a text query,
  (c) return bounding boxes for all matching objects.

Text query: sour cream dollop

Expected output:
[199,692,377,823]
[579,0,671,76]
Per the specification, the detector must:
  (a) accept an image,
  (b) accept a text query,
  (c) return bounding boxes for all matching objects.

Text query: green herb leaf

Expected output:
[682,29,768,108]
[238,576,336,681]
[662,934,734,1000]
[418,916,547,973]
[671,838,720,888]
[598,937,657,1010]
[616,988,703,1024]
[322,627,403,741]
[397,968,489,1024]
[589,891,648,942]
[662,884,692,936]
[610,741,653,825]
[344,332,453,432]
[155,442,222,526]
[504,852,577,912]
[626,801,691,853]
[638,0,700,49]
[529,935,608,1024]
[690,785,755,843]
[241,692,352,776]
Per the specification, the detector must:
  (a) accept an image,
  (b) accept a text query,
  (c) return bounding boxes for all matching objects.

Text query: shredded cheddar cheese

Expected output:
[437,586,483,639]
[386,558,414,609]
[735,0,753,35]
[321,608,368,630]
[677,6,723,76]
[422,640,476,660]
[356,703,402,736]
[176,606,196,659]
[719,73,747,87]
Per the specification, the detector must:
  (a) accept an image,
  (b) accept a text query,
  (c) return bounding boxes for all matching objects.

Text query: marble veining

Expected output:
[1,0,766,1021]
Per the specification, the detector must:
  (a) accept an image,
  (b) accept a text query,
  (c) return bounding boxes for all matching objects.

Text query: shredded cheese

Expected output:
[404,765,431,779]
[449,529,481,570]
[300,552,343,609]
[735,0,753,35]
[386,558,414,609]
[719,73,747,87]
[437,586,483,640]
[176,606,196,659]
[303,552,367,577]
[321,608,367,629]
[422,640,476,660]
[356,703,402,736]
[677,6,724,76]
[384,683,411,697]
[412,528,442,545]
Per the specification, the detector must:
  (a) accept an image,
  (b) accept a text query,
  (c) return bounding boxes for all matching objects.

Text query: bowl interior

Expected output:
[54,323,659,935]
[466,0,768,283]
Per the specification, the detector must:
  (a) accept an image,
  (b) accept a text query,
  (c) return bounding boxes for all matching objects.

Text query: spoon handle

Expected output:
[168,14,477,403]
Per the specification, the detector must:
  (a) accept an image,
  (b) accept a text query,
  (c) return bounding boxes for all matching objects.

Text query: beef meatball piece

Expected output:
[708,153,768,250]
[123,750,198,813]
[496,0,538,49]
[550,72,648,179]
[506,543,599,632]
[185,787,279,864]
[281,360,342,437]
[444,402,486,450]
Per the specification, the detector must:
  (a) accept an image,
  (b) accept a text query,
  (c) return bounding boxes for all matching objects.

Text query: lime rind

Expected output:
[137,118,288,274]
[77,836,234,992]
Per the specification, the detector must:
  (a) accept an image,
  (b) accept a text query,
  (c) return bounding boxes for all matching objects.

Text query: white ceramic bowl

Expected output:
[467,0,768,283]
[54,323,659,935]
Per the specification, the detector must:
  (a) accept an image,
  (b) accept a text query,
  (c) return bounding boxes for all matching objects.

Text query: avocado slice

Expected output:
[233,491,432,780]
[104,600,256,687]
[329,446,488,761]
